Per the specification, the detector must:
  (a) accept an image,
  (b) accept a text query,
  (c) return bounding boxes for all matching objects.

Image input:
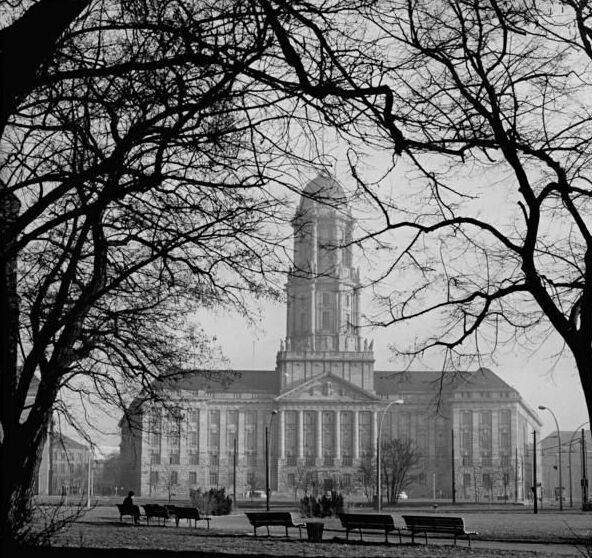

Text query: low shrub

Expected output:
[189,487,232,515]
[299,491,345,518]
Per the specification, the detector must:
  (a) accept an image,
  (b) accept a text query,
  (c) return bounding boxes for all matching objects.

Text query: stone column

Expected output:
[219,409,227,462]
[353,411,359,459]
[298,410,304,459]
[371,411,378,454]
[237,411,244,461]
[200,406,209,457]
[335,410,341,460]
[316,410,322,460]
[279,410,285,459]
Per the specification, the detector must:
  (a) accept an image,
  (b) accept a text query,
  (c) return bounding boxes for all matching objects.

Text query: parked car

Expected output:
[246,490,266,499]
[398,491,409,500]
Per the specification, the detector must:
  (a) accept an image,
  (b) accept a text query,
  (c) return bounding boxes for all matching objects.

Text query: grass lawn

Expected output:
[25,503,592,558]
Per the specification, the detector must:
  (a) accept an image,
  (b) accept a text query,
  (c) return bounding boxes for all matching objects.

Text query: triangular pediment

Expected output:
[276,373,380,402]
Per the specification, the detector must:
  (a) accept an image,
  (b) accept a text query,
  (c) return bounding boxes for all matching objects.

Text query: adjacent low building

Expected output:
[120,174,543,502]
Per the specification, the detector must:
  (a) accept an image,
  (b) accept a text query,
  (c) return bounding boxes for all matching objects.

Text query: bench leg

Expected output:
[266,526,270,537]
[424,531,427,545]
[285,527,288,538]
[359,528,363,541]
[253,527,257,537]
[384,530,388,544]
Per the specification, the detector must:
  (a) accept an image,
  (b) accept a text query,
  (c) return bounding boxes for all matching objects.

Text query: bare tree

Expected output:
[282,0,592,427]
[0,0,386,547]
[380,438,419,504]
[355,451,376,504]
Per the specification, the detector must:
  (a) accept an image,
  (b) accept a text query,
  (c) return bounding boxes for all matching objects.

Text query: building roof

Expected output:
[164,367,516,396]
[376,367,516,394]
[50,432,88,450]
[164,369,279,394]
[297,173,350,216]
[540,430,592,449]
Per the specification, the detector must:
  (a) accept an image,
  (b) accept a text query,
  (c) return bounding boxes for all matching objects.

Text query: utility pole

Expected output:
[533,430,538,514]
[515,447,518,503]
[233,437,237,510]
[87,446,92,509]
[451,429,456,504]
[265,425,270,511]
[582,429,588,509]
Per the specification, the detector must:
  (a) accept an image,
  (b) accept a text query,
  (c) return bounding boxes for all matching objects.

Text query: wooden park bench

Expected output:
[401,515,478,546]
[142,504,171,526]
[337,513,402,544]
[167,505,211,528]
[245,511,305,539]
[116,503,140,523]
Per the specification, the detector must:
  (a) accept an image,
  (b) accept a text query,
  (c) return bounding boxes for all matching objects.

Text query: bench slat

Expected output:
[245,512,305,540]
[338,513,401,544]
[401,515,478,547]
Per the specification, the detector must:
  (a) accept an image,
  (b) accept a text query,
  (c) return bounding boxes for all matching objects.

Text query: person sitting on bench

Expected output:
[123,491,141,525]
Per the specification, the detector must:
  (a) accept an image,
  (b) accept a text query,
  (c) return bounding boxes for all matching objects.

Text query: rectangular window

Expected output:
[359,411,372,456]
[209,472,218,487]
[148,408,162,451]
[285,411,297,461]
[287,474,295,487]
[499,409,511,449]
[209,453,219,466]
[169,453,180,465]
[187,409,200,459]
[150,471,159,487]
[304,411,317,458]
[460,411,473,462]
[322,411,335,464]
[479,411,492,454]
[188,471,197,485]
[483,473,492,490]
[150,451,161,465]
[226,410,238,458]
[399,412,411,440]
[340,411,353,460]
[170,471,178,485]
[245,410,257,465]
[208,410,220,451]
[188,451,199,465]
[435,417,447,458]
[463,473,471,487]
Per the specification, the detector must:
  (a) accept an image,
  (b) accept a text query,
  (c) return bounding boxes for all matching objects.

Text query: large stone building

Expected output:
[540,429,591,506]
[120,174,542,502]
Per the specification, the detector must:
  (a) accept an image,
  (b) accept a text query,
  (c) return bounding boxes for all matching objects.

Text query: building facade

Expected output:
[540,429,591,505]
[121,174,542,502]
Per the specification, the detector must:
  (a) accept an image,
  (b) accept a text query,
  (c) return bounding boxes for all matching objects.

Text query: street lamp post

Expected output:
[265,410,278,511]
[538,405,563,511]
[376,399,404,512]
[86,445,93,509]
[569,421,590,508]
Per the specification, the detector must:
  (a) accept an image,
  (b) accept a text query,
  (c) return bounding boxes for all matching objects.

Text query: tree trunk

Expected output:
[0,419,49,551]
